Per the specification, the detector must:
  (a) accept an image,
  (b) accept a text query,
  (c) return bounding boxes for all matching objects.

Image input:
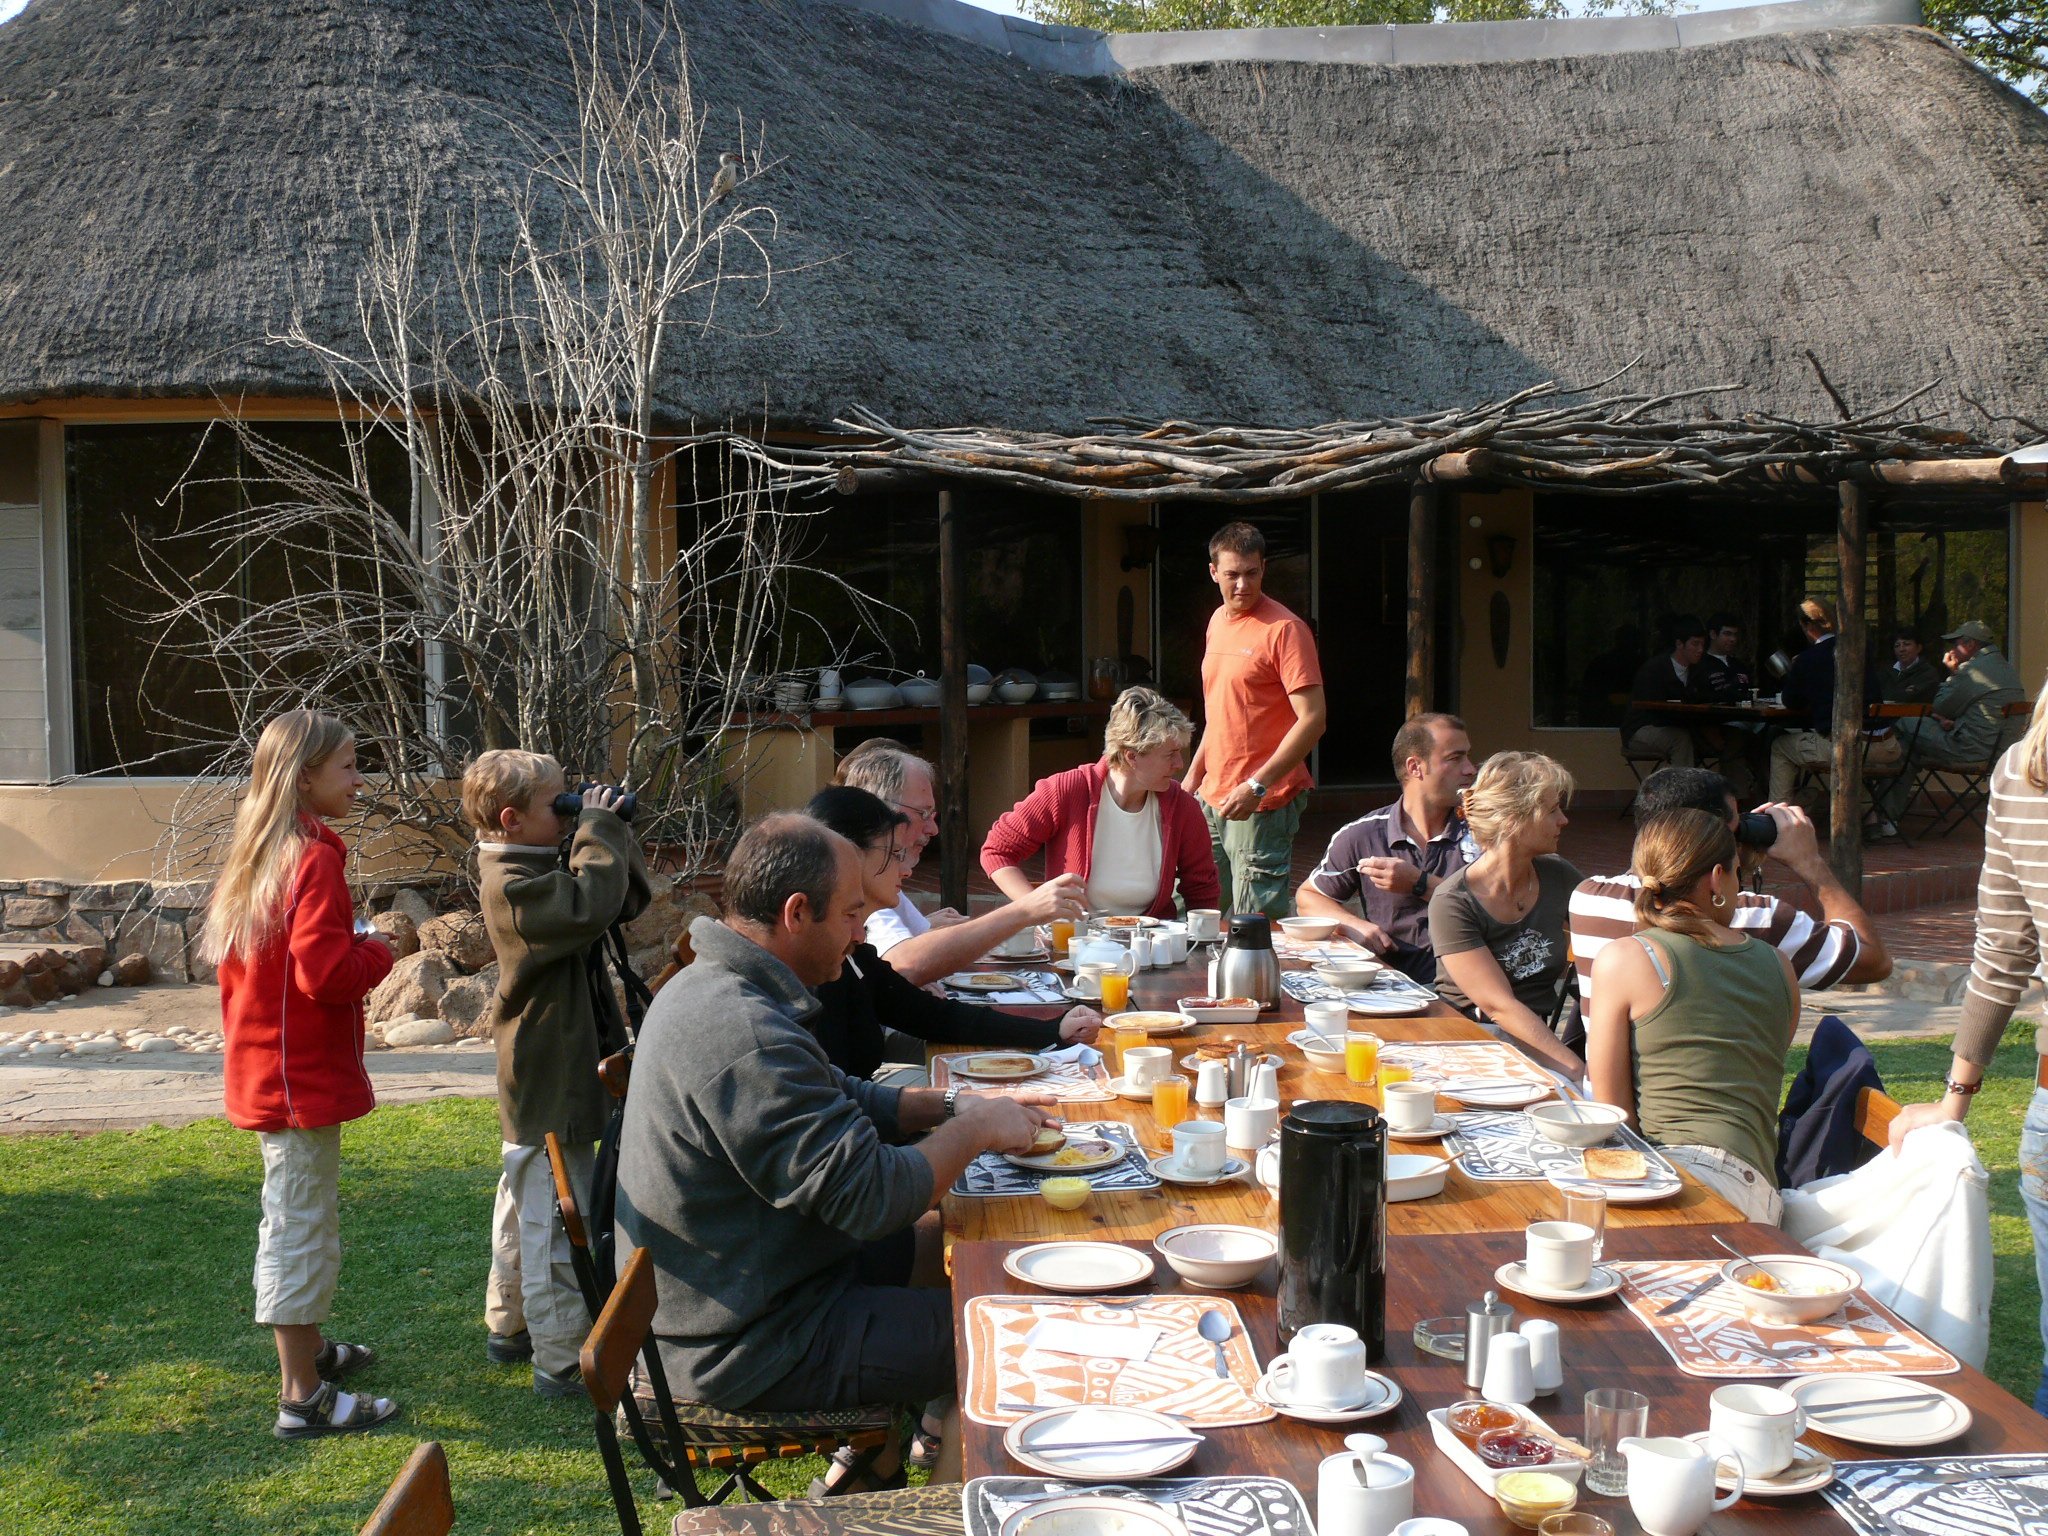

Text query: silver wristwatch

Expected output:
[1247,778,1268,800]
[943,1084,964,1119]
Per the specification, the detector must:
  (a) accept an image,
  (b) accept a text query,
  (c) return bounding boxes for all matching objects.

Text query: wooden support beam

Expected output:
[1405,480,1438,717]
[1829,481,1870,893]
[836,464,930,496]
[937,487,970,912]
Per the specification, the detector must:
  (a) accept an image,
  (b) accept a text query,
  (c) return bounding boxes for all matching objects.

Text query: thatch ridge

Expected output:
[0,0,2042,432]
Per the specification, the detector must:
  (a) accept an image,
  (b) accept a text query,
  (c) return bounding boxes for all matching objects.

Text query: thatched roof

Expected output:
[1,0,2044,433]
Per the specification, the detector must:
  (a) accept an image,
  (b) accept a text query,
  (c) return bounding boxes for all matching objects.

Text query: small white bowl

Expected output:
[1525,1101,1630,1148]
[1176,995,1263,1025]
[1153,1223,1279,1288]
[1386,1153,1450,1202]
[1313,960,1384,989]
[1719,1254,1861,1324]
[1278,916,1339,941]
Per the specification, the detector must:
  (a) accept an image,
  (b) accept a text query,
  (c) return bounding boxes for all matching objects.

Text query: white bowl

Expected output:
[898,676,942,708]
[1153,1223,1279,1288]
[1278,916,1338,941]
[967,682,994,704]
[1313,960,1384,989]
[996,682,1037,704]
[1525,1101,1630,1148]
[1176,995,1262,1025]
[1287,1027,1348,1073]
[1719,1254,1861,1324]
[1386,1153,1450,1202]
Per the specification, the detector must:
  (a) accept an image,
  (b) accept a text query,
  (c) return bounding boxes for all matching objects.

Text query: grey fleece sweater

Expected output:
[615,916,936,1405]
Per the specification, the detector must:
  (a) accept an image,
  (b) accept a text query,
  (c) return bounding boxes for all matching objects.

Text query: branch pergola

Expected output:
[742,379,2048,901]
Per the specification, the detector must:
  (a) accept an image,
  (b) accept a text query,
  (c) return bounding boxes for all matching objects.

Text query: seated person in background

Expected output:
[1882,625,1943,706]
[1585,808,1800,1224]
[1569,766,1890,1009]
[1427,751,1585,1077]
[979,687,1218,919]
[1768,597,1897,803]
[1617,616,1707,769]
[1295,713,1477,984]
[809,786,1100,1083]
[840,744,1085,986]
[1693,614,1754,703]
[615,814,1055,1457]
[1871,619,2029,836]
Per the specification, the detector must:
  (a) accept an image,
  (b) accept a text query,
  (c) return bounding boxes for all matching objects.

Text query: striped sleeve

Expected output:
[1953,752,2048,1067]
[1568,874,1640,1003]
[1728,892,1859,991]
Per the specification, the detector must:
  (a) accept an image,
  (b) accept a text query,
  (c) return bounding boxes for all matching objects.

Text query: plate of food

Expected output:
[1188,1034,1257,1062]
[951,1052,1049,1080]
[1177,996,1262,1025]
[1095,915,1160,930]
[1545,1147,1682,1203]
[1105,1010,1189,1036]
[945,971,1025,992]
[1003,1134,1127,1173]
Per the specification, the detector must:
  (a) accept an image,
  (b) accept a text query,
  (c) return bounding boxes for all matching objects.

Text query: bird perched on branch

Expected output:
[708,151,742,206]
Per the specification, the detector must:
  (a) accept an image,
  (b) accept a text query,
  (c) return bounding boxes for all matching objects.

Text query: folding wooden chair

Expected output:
[1620,745,1672,817]
[1904,700,2034,839]
[357,1441,453,1536]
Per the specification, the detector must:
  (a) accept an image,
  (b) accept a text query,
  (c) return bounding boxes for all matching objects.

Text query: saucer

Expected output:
[1685,1434,1836,1496]
[1386,1113,1459,1141]
[1109,1074,1156,1101]
[1254,1367,1402,1424]
[1148,1153,1250,1187]
[1062,984,1104,1002]
[1494,1260,1624,1303]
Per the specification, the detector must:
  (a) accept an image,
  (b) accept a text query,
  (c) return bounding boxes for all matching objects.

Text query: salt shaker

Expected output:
[1519,1319,1562,1394]
[1463,1289,1514,1390]
[1129,932,1153,970]
[1480,1332,1535,1406]
[1250,1060,1280,1103]
[1196,1059,1231,1107]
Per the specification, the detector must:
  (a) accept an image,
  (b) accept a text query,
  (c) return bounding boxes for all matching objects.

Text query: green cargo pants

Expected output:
[1202,796,1305,923]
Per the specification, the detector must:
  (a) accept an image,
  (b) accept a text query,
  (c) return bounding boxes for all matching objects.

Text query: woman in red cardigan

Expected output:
[982,687,1221,918]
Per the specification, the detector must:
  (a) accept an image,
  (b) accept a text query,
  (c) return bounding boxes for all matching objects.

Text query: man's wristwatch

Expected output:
[1246,779,1268,801]
[943,1084,964,1119]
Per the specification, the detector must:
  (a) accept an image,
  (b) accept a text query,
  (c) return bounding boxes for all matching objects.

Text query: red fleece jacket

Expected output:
[979,760,1220,918]
[219,818,394,1132]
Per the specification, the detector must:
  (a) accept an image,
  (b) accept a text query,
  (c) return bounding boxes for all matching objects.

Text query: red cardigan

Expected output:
[219,819,394,1132]
[979,760,1220,918]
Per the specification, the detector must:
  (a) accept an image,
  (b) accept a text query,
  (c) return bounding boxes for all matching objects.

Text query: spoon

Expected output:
[1197,1309,1232,1378]
[1344,1434,1384,1487]
[1711,1232,1768,1277]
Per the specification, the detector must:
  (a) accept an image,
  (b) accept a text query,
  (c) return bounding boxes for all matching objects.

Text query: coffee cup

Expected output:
[1382,1081,1437,1133]
[1225,1095,1279,1150]
[1524,1220,1596,1290]
[1124,1044,1173,1088]
[1172,1120,1227,1175]
[996,927,1041,958]
[1708,1384,1806,1477]
[1303,1000,1349,1041]
[1271,1322,1370,1408]
[1072,963,1105,998]
[1187,909,1223,943]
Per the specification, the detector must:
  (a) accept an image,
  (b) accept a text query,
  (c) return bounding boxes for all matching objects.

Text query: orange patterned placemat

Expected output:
[1377,1040,1558,1091]
[1613,1259,1959,1378]
[962,1294,1274,1428]
[932,1054,1114,1104]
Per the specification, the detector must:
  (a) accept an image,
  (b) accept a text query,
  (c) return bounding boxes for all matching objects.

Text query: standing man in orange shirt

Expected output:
[1181,522,1327,922]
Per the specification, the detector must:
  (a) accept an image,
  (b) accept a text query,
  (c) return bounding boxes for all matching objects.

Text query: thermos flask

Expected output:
[1276,1100,1388,1359]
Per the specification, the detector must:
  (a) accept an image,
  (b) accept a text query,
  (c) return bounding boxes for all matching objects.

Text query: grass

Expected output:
[1,1023,2041,1532]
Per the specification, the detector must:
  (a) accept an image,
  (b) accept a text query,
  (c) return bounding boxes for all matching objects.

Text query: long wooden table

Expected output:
[935,949,1741,1243]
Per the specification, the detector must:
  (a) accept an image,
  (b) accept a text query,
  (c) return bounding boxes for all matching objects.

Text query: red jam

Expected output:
[1476,1430,1556,1469]
[1447,1401,1523,1447]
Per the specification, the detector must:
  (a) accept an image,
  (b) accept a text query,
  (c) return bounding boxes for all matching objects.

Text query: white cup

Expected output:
[1172,1120,1227,1175]
[996,927,1040,958]
[1381,1081,1437,1133]
[1071,963,1105,998]
[1303,1000,1349,1039]
[1187,908,1223,943]
[1124,1045,1173,1087]
[1272,1322,1370,1408]
[1158,931,1188,965]
[1225,1095,1280,1150]
[1524,1220,1596,1290]
[1709,1383,1807,1477]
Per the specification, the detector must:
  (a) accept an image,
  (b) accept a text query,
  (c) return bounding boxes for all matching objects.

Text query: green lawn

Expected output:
[1,1025,2041,1533]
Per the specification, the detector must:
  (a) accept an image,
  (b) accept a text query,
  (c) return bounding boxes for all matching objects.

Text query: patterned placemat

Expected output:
[962,1293,1273,1428]
[1273,935,1375,961]
[932,1052,1114,1104]
[963,1477,1313,1536]
[1279,969,1440,1009]
[1613,1258,1959,1377]
[672,1485,960,1536]
[941,969,1067,1005]
[1823,1455,2048,1536]
[1376,1039,1557,1089]
[951,1122,1163,1198]
[1449,1107,1676,1183]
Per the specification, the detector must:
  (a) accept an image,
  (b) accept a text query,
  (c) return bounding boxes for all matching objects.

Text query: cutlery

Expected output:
[1804,1393,1947,1415]
[1766,1340,1911,1357]
[1029,1434,1203,1452]
[1656,1272,1726,1317]
[1711,1232,1768,1277]
[1920,1464,2048,1485]
[1000,1400,1194,1420]
[1198,1309,1233,1378]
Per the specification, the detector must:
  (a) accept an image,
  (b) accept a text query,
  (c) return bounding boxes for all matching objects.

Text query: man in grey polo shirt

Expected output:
[1294,714,1478,983]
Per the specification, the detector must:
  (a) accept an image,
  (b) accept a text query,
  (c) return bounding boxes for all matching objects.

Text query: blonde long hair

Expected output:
[2020,671,2048,793]
[1462,751,1575,850]
[1631,808,1738,942]
[200,710,355,965]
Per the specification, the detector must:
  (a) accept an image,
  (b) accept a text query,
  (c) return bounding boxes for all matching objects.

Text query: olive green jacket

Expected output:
[479,810,651,1146]
[1932,646,2027,761]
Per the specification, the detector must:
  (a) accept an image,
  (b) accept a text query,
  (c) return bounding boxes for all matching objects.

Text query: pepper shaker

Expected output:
[1463,1289,1514,1390]
[1519,1319,1563,1394]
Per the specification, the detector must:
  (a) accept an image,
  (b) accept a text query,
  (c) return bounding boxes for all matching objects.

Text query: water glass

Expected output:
[1563,1187,1608,1262]
[1583,1387,1649,1497]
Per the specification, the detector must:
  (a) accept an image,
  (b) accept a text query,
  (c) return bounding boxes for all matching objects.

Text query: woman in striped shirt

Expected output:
[1887,674,2048,1407]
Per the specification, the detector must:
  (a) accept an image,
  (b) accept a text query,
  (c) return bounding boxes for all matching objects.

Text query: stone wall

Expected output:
[0,878,214,983]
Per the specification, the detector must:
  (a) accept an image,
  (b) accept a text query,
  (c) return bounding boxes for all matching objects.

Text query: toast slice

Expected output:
[1581,1147,1646,1182]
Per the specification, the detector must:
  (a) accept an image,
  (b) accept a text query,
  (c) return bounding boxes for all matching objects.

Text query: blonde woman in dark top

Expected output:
[1586,808,1800,1223]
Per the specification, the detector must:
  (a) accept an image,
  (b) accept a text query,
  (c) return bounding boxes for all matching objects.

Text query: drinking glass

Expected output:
[1563,1187,1609,1262]
[1113,1023,1147,1073]
[1345,1029,1381,1086]
[1101,970,1132,1013]
[1152,1074,1190,1133]
[1376,1063,1413,1102]
[1050,918,1075,956]
[1583,1387,1649,1496]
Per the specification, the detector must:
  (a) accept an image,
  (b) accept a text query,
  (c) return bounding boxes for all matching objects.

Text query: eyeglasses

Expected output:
[891,800,938,823]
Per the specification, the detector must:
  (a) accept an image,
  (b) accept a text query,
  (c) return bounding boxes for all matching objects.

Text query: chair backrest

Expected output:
[544,1132,589,1250]
[1870,702,1929,719]
[1854,1085,1902,1151]
[357,1441,453,1536]
[2005,701,2037,719]
[582,1248,666,1536]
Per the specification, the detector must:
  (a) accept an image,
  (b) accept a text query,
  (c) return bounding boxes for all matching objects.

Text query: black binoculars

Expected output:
[553,782,638,822]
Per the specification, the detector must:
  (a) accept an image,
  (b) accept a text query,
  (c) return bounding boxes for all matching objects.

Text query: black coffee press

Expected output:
[1276,1099,1388,1359]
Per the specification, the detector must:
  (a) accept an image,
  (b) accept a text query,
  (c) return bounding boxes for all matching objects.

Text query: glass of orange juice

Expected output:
[1377,1063,1413,1100]
[1049,918,1075,956]
[1345,1029,1381,1086]
[1113,1022,1147,1073]
[1100,969,1131,1013]
[1152,1073,1190,1131]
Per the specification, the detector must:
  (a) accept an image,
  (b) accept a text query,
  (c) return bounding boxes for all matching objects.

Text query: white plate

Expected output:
[1441,1078,1554,1109]
[1001,1242,1155,1293]
[1107,1011,1190,1037]
[1784,1373,1973,1447]
[1545,1169,1683,1205]
[1148,1153,1251,1187]
[1684,1434,1836,1496]
[1003,1405,1202,1479]
[1386,1113,1460,1141]
[946,971,1027,991]
[998,1495,1185,1536]
[1342,992,1437,1018]
[952,1052,1051,1081]
[983,948,1052,965]
[1254,1367,1403,1423]
[1005,1135,1126,1173]
[1494,1260,1625,1303]
[1109,1075,1156,1101]
[1063,984,1104,1002]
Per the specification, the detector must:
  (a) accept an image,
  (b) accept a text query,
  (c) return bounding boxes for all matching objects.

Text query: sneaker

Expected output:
[533,1365,588,1400]
[1863,818,1900,843]
[487,1329,534,1364]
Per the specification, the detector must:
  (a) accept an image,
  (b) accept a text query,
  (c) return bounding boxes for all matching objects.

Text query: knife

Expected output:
[1655,1273,1725,1316]
[1804,1393,1946,1416]
[1029,1434,1204,1452]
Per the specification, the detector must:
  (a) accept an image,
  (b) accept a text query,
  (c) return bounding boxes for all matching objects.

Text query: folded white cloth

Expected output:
[1779,1119,1991,1368]
[1042,1042,1104,1070]
[1025,1318,1160,1361]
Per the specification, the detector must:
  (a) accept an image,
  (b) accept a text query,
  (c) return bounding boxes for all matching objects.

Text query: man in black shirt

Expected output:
[1882,626,1942,706]
[1617,615,1707,768]
[1694,614,1754,703]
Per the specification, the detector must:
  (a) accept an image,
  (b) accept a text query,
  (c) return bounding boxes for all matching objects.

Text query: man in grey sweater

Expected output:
[616,813,1053,1416]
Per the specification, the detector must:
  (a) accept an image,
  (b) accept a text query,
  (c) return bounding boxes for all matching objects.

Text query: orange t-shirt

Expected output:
[1197,595,1322,810]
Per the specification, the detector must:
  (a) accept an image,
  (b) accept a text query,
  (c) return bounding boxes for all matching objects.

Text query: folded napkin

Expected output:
[1041,1042,1104,1069]
[1024,1318,1161,1361]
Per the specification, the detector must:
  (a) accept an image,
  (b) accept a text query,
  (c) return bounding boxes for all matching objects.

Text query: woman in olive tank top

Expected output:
[1586,808,1800,1223]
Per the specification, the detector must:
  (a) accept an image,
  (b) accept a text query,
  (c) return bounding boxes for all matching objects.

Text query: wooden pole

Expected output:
[1405,481,1439,718]
[937,487,970,912]
[1829,481,1869,892]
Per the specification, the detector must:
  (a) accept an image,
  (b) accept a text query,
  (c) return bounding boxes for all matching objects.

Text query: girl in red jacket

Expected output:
[201,709,397,1439]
